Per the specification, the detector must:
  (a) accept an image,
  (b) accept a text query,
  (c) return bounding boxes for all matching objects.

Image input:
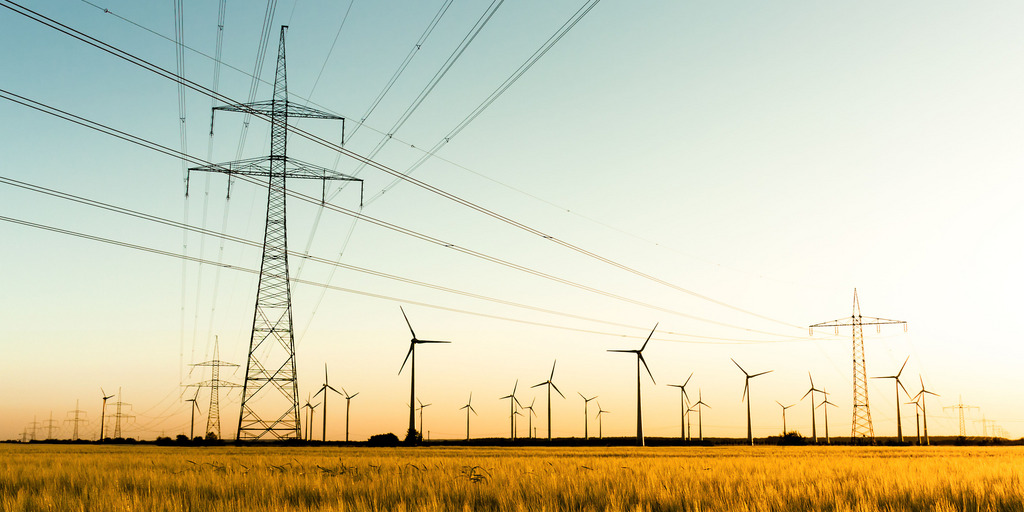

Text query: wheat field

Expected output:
[1,444,1022,511]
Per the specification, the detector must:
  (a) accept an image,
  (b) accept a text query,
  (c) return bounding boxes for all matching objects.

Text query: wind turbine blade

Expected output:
[808,372,814,388]
[530,398,536,408]
[550,360,557,381]
[750,370,772,378]
[530,382,546,389]
[897,356,909,378]
[313,387,325,399]
[638,353,656,384]
[683,372,693,387]
[324,363,328,384]
[776,400,783,408]
[742,380,748,402]
[471,406,477,415]
[398,344,414,375]
[578,391,585,400]
[801,388,813,400]
[400,306,417,339]
[468,392,473,405]
[731,358,748,376]
[350,392,359,399]
[640,323,658,352]
[607,349,634,353]
[460,405,469,410]
[418,340,451,344]
[898,379,909,397]
[514,396,524,408]
[551,382,566,399]
[328,386,344,396]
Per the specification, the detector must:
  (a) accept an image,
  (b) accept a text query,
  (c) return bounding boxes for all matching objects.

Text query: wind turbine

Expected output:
[776,401,795,435]
[816,389,837,444]
[578,392,597,439]
[302,394,319,441]
[499,380,523,440]
[906,397,922,445]
[459,392,477,441]
[609,323,658,446]
[522,398,538,439]
[667,372,693,440]
[313,363,344,442]
[693,390,710,441]
[732,358,772,446]
[186,390,201,440]
[99,388,115,441]
[416,399,432,442]
[594,402,609,439]
[912,375,939,445]
[801,373,824,443]
[341,388,359,443]
[398,306,451,442]
[872,356,910,443]
[531,360,565,441]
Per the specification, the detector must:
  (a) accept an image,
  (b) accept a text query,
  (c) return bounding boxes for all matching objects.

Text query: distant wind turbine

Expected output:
[912,375,939,446]
[609,323,658,446]
[416,398,432,442]
[816,389,837,444]
[906,398,922,445]
[313,363,344,442]
[595,402,610,439]
[186,390,201,439]
[302,394,320,442]
[732,358,772,446]
[872,356,910,443]
[459,392,477,441]
[398,306,451,442]
[522,398,538,439]
[667,372,693,440]
[531,360,565,441]
[341,388,359,443]
[99,388,115,441]
[499,380,523,440]
[776,400,795,435]
[578,392,597,439]
[693,390,710,441]
[801,373,824,443]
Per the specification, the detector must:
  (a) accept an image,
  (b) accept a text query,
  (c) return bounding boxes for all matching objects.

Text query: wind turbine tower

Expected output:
[733,358,772,445]
[913,375,939,445]
[693,390,710,441]
[459,393,477,441]
[186,390,201,439]
[189,336,240,439]
[416,399,432,441]
[523,398,537,439]
[801,373,823,443]
[667,372,693,441]
[99,389,114,441]
[531,360,565,441]
[871,356,910,443]
[594,403,609,439]
[188,27,362,441]
[578,392,597,439]
[313,364,343,441]
[398,306,451,442]
[817,389,837,444]
[810,289,907,440]
[608,324,658,446]
[776,401,795,435]
[342,388,359,443]
[499,380,522,440]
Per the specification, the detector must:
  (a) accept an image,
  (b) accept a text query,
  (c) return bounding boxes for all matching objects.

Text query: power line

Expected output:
[0,7,802,335]
[0,87,810,340]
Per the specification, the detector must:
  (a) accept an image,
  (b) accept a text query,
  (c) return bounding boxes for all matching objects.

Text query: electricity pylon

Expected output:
[65,400,87,441]
[189,336,240,439]
[944,396,978,437]
[810,289,907,440]
[111,388,134,439]
[188,27,361,440]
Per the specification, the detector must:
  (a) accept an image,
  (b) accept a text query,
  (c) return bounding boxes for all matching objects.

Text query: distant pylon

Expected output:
[944,395,977,437]
[44,411,58,440]
[188,27,361,440]
[810,289,907,440]
[189,336,240,439]
[111,388,134,439]
[66,399,87,441]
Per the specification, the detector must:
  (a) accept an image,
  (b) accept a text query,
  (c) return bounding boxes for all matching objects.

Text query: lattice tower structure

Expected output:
[810,289,907,439]
[188,26,360,440]
[189,336,240,439]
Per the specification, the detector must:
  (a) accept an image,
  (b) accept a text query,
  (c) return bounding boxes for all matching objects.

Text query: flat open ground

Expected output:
[1,444,1022,511]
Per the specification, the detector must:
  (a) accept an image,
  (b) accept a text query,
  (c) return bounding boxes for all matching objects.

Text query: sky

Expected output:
[2,0,1023,442]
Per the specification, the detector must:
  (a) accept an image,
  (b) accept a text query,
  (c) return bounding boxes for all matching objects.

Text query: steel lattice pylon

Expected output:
[810,289,907,440]
[189,336,240,439]
[188,26,361,440]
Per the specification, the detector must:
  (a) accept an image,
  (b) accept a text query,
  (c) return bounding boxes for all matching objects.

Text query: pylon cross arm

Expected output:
[214,100,344,120]
[188,156,361,182]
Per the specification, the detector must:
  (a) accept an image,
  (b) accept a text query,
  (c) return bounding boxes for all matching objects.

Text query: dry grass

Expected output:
[1,444,1022,511]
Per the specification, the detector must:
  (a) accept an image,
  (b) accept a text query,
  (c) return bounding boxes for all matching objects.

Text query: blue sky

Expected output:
[1,0,1022,441]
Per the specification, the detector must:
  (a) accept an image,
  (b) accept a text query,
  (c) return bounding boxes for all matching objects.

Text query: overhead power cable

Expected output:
[0,84,798,338]
[0,174,825,345]
[0,213,816,346]
[0,83,798,337]
[0,3,802,333]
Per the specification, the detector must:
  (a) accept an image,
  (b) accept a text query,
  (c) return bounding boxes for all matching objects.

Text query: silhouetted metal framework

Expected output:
[188,27,361,440]
[810,289,907,439]
[189,336,240,439]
